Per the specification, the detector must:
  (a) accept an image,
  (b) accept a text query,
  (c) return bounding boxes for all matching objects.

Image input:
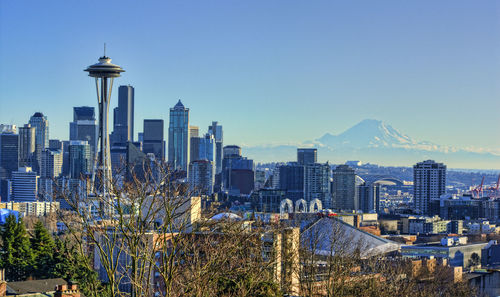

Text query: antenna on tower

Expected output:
[104,43,106,57]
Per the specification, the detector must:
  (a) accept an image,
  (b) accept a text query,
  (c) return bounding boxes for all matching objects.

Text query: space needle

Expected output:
[84,49,124,199]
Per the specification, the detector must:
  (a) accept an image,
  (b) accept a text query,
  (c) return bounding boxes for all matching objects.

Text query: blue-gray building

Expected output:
[143,119,164,161]
[70,106,97,160]
[168,100,189,171]
[111,85,134,145]
[29,112,49,173]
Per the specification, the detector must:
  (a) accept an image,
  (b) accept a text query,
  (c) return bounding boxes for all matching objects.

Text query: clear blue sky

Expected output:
[1,1,499,151]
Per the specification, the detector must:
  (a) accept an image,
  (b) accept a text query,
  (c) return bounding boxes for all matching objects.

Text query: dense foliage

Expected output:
[0,216,101,296]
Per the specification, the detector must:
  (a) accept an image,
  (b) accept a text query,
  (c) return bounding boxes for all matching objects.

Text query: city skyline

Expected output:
[1,1,499,169]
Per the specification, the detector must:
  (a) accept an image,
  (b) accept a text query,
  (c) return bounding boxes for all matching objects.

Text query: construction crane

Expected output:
[471,176,485,198]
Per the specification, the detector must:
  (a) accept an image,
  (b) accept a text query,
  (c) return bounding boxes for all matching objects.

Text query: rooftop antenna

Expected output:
[104,43,106,57]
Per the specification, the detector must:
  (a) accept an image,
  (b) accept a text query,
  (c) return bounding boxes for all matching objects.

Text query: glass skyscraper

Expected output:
[69,140,92,179]
[168,100,189,172]
[29,112,49,173]
[19,124,35,168]
[208,121,223,174]
[69,106,97,160]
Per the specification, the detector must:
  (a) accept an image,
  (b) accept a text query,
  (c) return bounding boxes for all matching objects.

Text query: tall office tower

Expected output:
[297,148,317,165]
[168,100,190,171]
[0,131,19,180]
[18,124,35,168]
[190,133,215,162]
[110,143,127,174]
[189,125,199,138]
[41,149,63,179]
[61,141,70,176]
[278,163,305,202]
[125,142,148,181]
[29,112,49,173]
[413,160,446,215]
[190,137,200,163]
[0,125,17,133]
[143,119,164,161]
[304,163,331,208]
[110,85,134,145]
[69,141,92,179]
[357,182,381,213]
[49,139,63,150]
[222,145,254,195]
[0,130,19,201]
[208,121,223,174]
[11,167,39,202]
[189,160,214,196]
[331,165,356,211]
[188,126,200,165]
[70,106,97,161]
[223,145,241,158]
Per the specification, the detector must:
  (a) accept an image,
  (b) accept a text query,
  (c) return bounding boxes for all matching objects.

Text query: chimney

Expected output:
[0,269,7,297]
[54,281,80,297]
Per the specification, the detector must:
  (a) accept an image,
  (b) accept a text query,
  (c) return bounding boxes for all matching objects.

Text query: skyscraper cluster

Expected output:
[0,79,232,203]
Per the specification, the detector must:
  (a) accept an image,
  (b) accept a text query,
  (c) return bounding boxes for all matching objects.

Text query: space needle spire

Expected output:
[84,49,125,200]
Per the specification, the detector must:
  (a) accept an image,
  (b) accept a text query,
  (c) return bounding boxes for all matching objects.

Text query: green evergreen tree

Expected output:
[51,238,104,297]
[0,215,34,281]
[31,221,56,279]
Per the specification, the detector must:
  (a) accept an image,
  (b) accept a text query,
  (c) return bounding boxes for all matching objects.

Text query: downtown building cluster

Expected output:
[0,84,260,209]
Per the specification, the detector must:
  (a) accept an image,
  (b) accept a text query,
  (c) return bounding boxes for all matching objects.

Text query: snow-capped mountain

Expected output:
[317,119,417,148]
[243,119,500,169]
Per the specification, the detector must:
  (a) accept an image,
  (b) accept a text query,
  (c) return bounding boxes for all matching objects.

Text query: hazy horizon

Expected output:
[1,0,499,169]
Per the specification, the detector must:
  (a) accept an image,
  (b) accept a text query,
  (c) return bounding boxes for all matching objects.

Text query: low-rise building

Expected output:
[402,240,490,268]
[0,201,59,217]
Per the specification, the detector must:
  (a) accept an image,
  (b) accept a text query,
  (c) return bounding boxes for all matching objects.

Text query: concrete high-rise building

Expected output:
[143,119,164,161]
[208,122,223,174]
[189,159,214,196]
[19,124,35,168]
[70,106,97,160]
[110,85,134,145]
[414,160,446,215]
[304,163,331,208]
[41,148,63,179]
[297,148,317,165]
[69,141,92,179]
[11,167,39,202]
[0,131,19,180]
[331,165,356,211]
[168,100,190,172]
[29,112,49,173]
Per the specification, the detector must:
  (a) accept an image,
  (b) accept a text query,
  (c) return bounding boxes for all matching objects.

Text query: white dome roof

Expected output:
[210,212,242,221]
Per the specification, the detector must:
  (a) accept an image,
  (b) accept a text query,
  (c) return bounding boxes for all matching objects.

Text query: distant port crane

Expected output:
[470,174,500,198]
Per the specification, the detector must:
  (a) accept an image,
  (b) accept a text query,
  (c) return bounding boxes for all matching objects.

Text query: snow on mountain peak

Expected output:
[317,119,417,148]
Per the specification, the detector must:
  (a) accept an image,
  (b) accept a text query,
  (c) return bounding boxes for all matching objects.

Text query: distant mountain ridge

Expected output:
[243,119,500,169]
